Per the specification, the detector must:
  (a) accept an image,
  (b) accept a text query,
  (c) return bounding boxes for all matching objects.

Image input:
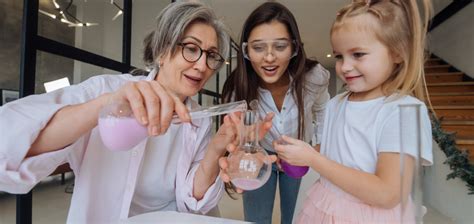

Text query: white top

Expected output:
[320,93,433,189]
[0,70,223,223]
[129,124,183,217]
[259,64,330,152]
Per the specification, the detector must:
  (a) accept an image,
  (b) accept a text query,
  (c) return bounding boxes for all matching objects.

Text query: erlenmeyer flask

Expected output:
[399,104,424,224]
[98,99,148,151]
[227,110,272,191]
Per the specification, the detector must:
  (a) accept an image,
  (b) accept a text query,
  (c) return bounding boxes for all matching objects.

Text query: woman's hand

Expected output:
[113,80,191,136]
[208,113,240,156]
[218,112,277,193]
[273,135,319,167]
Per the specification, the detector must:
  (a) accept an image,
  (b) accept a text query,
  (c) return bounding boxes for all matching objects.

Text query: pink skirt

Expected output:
[296,179,416,224]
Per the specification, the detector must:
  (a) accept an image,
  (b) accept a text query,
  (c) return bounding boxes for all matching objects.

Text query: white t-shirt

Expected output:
[320,93,433,176]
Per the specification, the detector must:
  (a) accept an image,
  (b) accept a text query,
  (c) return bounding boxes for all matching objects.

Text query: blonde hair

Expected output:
[331,0,432,101]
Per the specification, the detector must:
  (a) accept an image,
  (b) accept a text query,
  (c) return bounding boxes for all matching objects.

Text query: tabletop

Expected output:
[123,211,251,223]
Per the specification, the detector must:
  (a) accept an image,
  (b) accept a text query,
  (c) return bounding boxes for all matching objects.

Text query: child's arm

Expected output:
[312,151,414,209]
[314,144,320,152]
[275,136,414,209]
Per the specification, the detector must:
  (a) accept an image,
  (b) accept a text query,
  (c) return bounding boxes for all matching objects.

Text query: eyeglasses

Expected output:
[242,39,298,61]
[178,42,225,70]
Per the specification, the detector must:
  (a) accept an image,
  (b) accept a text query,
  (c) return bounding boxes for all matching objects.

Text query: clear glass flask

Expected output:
[227,110,272,191]
[249,99,308,178]
[399,104,424,224]
[98,99,148,151]
[98,99,247,151]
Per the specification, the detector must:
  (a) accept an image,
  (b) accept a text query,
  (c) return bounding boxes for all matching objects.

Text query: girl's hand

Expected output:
[274,135,318,166]
[218,112,277,193]
[112,80,191,136]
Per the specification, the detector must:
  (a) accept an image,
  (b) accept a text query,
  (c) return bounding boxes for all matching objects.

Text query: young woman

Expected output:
[221,2,330,223]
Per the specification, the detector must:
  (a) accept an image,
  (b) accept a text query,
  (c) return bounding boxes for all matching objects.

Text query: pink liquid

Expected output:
[231,178,264,191]
[98,116,148,151]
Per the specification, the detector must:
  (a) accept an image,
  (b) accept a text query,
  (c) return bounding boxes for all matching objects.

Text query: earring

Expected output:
[157,60,163,69]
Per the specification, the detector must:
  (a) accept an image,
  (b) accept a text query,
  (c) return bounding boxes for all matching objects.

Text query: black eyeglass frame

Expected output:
[178,42,225,70]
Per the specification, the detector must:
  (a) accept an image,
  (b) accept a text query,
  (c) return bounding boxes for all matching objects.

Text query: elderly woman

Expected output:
[0,2,238,223]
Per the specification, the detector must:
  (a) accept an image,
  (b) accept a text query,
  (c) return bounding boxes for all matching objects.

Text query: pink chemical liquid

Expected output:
[231,178,264,191]
[98,116,148,151]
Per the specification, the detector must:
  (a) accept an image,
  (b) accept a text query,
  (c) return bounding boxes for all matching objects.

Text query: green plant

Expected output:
[431,115,474,195]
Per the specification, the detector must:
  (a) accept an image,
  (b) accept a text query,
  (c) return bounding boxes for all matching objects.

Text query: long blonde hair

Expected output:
[331,0,432,101]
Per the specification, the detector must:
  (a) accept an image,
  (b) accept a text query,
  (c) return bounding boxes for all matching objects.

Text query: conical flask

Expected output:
[227,110,272,191]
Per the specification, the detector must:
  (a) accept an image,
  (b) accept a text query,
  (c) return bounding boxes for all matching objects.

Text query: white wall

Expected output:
[424,142,474,224]
[73,1,171,82]
[429,4,474,78]
[73,1,107,83]
[130,1,170,69]
[432,0,452,14]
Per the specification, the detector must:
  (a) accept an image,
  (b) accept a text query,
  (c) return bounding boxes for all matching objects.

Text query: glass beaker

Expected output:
[399,104,424,224]
[227,110,272,191]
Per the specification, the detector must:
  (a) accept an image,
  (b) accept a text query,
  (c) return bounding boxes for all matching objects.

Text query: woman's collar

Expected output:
[145,68,158,81]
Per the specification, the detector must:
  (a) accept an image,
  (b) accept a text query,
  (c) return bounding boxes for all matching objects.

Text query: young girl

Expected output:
[274,0,434,223]
[221,2,330,224]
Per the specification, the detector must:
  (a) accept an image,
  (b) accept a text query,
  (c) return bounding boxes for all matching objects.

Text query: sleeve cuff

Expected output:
[181,164,224,214]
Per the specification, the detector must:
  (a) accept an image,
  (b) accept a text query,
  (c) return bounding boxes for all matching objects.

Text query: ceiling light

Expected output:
[39,9,56,19]
[41,0,99,28]
[112,10,123,21]
[52,0,60,9]
[111,0,123,21]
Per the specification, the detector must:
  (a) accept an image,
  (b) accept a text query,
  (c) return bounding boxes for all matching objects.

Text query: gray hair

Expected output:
[141,1,229,73]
